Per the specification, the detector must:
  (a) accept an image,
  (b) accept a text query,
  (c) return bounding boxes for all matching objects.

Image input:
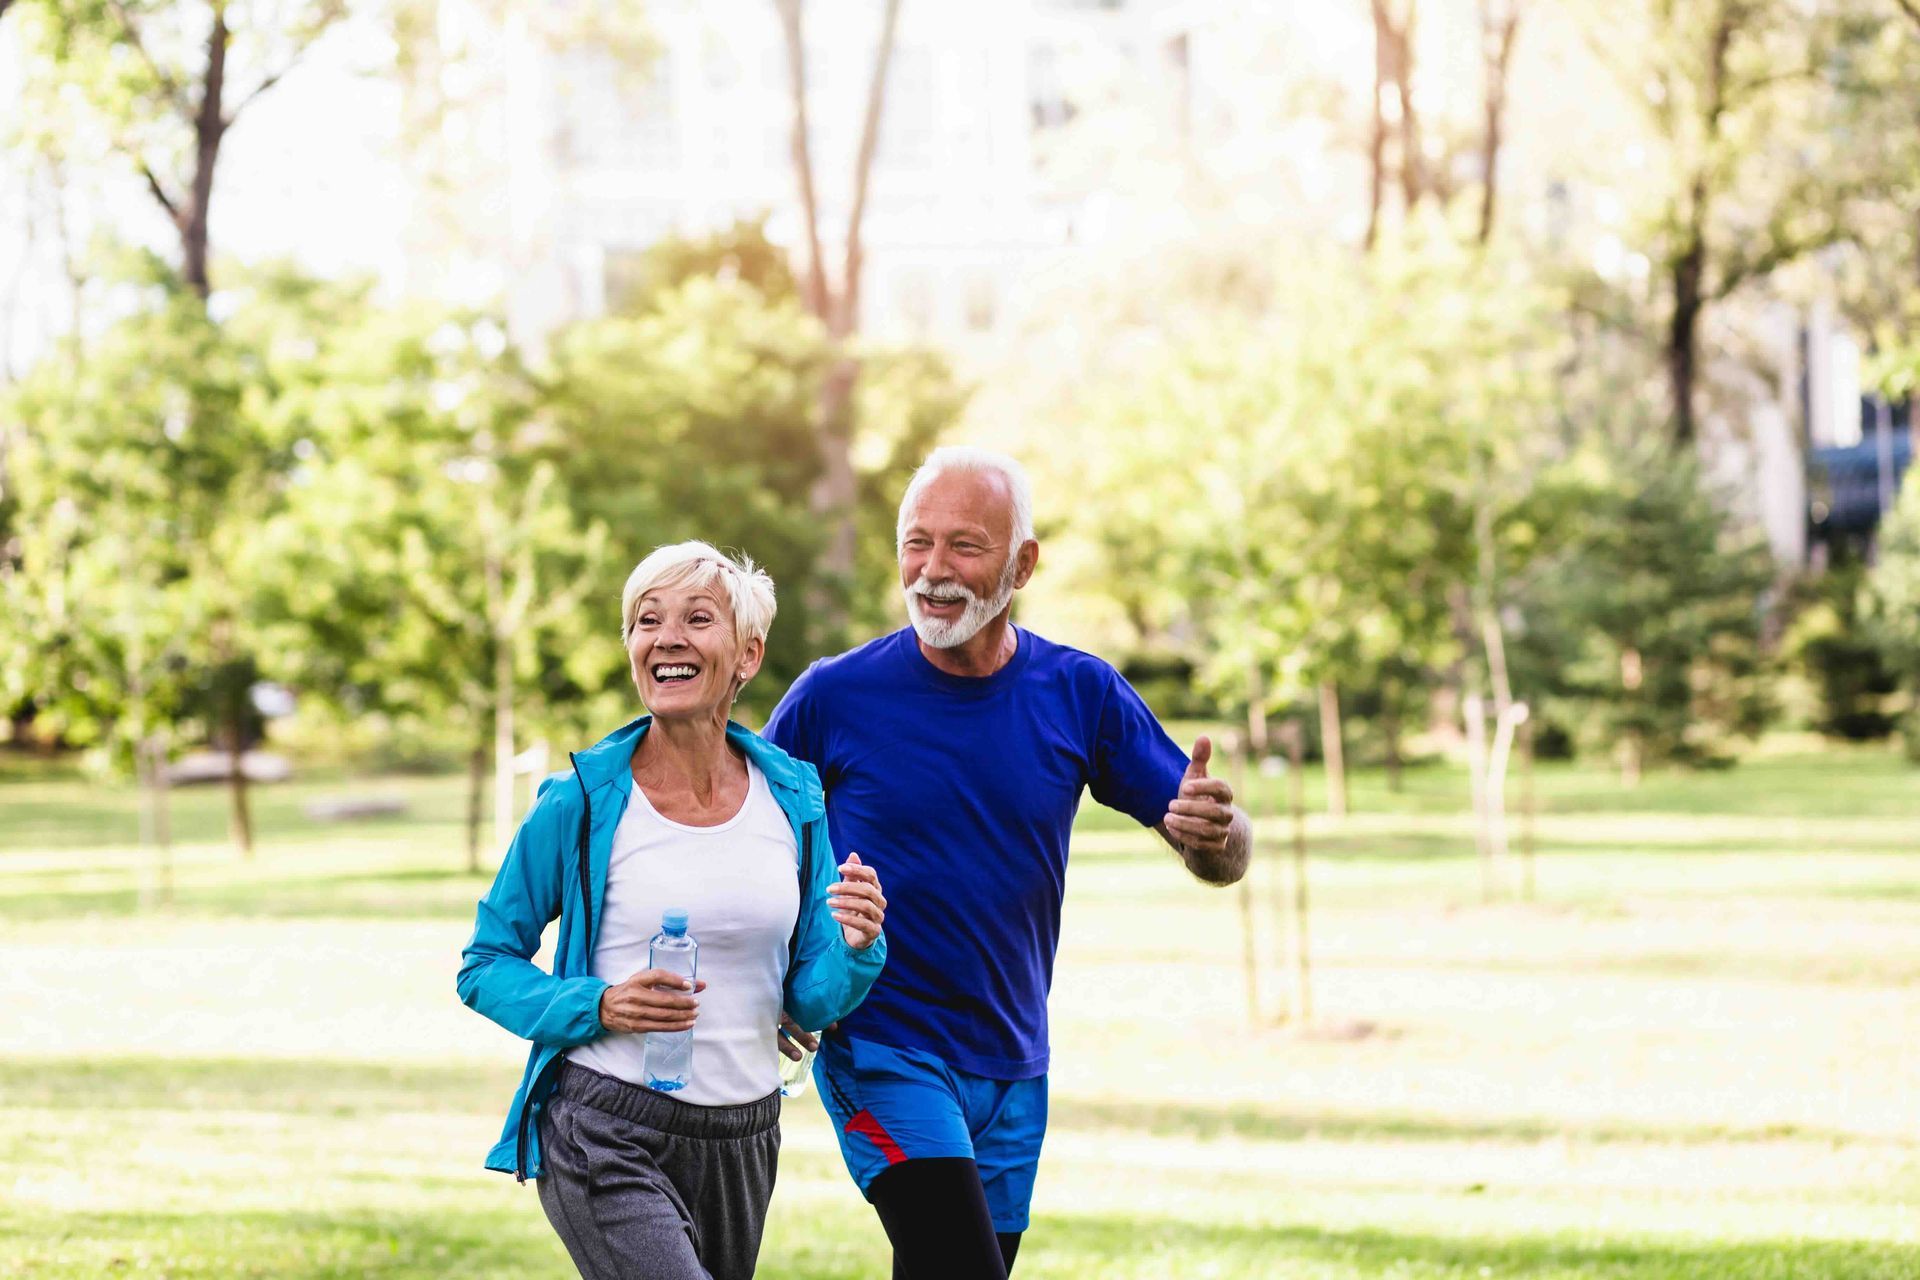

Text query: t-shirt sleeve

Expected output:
[764,662,825,774]
[1088,666,1189,829]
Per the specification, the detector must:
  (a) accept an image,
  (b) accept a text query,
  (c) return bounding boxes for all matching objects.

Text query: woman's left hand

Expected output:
[829,852,886,950]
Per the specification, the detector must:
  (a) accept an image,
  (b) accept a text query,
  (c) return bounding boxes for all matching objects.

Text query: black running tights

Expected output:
[868,1157,1023,1279]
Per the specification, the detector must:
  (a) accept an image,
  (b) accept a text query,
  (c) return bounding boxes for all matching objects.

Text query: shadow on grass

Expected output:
[1048,1097,1901,1153]
[6,1202,1915,1280]
[0,1055,520,1115]
[0,1204,574,1280]
[0,867,491,922]
[1028,1213,1920,1279]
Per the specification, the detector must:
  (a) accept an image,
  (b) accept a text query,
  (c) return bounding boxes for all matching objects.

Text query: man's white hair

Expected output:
[620,541,777,649]
[895,446,1036,550]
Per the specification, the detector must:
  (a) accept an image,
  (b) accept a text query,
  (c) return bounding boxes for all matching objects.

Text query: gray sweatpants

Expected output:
[536,1061,782,1280]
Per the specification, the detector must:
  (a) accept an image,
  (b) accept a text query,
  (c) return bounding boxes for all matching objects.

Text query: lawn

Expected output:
[2,747,1917,1278]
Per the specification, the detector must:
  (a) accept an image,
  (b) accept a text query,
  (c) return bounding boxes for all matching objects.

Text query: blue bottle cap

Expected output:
[661,908,690,934]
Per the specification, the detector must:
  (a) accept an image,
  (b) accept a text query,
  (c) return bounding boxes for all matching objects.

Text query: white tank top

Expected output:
[568,759,800,1105]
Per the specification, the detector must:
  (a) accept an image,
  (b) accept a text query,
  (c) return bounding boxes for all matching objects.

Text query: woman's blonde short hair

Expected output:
[619,541,777,650]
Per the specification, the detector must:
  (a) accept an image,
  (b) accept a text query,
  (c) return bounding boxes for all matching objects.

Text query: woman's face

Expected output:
[627,582,763,724]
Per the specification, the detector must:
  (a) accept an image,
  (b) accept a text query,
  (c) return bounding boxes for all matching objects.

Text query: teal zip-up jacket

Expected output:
[456,715,887,1180]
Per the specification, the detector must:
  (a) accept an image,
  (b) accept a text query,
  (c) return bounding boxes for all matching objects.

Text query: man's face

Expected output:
[898,470,1029,649]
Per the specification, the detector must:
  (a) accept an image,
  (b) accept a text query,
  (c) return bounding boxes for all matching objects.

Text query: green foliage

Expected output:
[1864,464,1920,758]
[608,217,799,315]
[1514,442,1778,767]
[1780,557,1900,740]
[1053,236,1562,730]
[540,277,963,717]
[0,279,284,770]
[242,284,620,754]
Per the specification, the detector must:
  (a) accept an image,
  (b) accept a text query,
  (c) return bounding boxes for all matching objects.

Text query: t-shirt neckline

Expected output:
[897,624,1031,695]
[626,757,767,834]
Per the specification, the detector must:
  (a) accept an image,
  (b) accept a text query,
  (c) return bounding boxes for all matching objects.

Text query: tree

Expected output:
[1514,442,1776,778]
[1581,0,1872,445]
[15,0,346,298]
[774,0,904,642]
[538,270,961,721]
[2,269,284,865]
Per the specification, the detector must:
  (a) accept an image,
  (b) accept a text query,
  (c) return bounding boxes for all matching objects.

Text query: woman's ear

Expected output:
[737,636,766,685]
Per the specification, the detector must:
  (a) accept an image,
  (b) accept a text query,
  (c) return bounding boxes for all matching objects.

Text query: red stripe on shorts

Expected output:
[844,1108,908,1165]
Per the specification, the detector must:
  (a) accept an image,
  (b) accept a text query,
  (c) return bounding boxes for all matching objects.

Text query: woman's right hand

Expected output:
[598,969,707,1034]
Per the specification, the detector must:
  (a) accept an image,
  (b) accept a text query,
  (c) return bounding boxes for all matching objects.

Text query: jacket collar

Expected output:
[570,714,824,821]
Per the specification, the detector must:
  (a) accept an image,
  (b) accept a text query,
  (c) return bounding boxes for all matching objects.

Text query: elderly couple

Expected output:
[457,447,1252,1279]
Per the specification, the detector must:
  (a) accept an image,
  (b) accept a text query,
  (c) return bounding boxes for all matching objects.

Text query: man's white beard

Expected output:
[903,557,1019,650]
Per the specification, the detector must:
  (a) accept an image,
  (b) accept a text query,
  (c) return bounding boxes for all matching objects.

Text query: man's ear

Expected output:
[1013,539,1040,589]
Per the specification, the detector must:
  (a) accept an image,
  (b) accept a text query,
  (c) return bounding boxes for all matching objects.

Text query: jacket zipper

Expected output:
[513,761,594,1183]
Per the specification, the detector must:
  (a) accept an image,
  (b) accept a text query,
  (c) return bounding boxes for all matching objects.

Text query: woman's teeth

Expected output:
[652,665,698,681]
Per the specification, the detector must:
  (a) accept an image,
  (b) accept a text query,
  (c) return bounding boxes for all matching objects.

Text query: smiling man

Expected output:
[765,446,1251,1278]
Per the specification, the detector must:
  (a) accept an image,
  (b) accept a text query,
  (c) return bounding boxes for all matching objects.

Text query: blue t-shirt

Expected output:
[763,626,1187,1079]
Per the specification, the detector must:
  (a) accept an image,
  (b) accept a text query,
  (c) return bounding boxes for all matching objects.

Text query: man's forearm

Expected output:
[1167,808,1251,886]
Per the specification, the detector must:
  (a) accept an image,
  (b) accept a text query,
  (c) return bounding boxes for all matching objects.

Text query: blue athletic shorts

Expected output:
[814,1034,1049,1233]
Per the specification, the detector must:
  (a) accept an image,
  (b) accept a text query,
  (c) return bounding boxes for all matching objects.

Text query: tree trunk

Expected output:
[224,723,253,859]
[1619,646,1644,786]
[1284,720,1312,1025]
[1245,657,1270,757]
[1391,1,1424,210]
[1668,229,1705,447]
[777,0,903,638]
[493,629,516,856]
[811,356,860,597]
[467,731,488,875]
[1317,680,1348,819]
[1476,1,1521,245]
[1464,689,1495,898]
[1364,0,1392,251]
[1518,714,1536,900]
[1228,736,1260,1026]
[180,9,230,299]
[1382,694,1404,792]
[137,735,174,908]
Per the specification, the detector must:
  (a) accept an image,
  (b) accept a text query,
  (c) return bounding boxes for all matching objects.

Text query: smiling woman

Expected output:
[456,540,889,1280]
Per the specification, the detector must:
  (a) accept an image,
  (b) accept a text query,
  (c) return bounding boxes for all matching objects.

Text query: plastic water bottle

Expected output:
[643,909,697,1092]
[778,1029,818,1098]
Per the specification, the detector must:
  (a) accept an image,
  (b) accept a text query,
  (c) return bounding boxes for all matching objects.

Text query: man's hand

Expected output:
[1158,736,1251,885]
[1163,737,1235,853]
[598,970,707,1035]
[777,1012,832,1062]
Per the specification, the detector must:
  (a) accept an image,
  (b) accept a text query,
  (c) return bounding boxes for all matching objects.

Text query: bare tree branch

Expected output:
[1476,0,1522,245]
[104,0,193,116]
[836,0,902,337]
[141,162,182,225]
[1896,0,1920,36]
[774,0,831,322]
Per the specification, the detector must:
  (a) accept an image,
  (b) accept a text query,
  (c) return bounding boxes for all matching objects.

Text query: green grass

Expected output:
[2,744,1918,1277]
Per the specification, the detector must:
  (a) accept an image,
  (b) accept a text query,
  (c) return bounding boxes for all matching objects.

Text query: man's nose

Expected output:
[923,544,951,581]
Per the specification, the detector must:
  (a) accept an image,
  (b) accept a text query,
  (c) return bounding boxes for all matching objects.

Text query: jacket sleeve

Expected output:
[782,813,886,1032]
[455,774,609,1048]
